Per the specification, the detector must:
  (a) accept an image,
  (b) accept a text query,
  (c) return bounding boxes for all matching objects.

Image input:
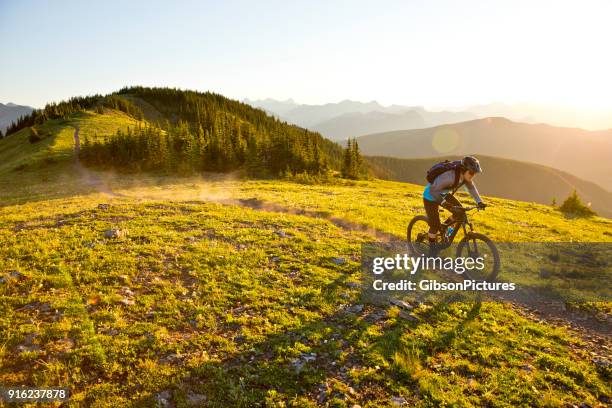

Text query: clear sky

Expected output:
[1,0,611,111]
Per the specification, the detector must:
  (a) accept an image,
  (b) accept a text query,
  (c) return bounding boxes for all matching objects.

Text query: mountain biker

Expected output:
[423,156,486,245]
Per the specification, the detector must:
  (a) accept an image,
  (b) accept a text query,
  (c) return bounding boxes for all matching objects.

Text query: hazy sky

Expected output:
[1,0,611,111]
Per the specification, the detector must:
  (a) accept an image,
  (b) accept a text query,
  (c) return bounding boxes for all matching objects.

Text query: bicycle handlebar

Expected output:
[450,205,482,212]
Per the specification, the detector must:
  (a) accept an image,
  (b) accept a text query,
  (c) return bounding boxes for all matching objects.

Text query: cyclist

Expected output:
[423,156,487,245]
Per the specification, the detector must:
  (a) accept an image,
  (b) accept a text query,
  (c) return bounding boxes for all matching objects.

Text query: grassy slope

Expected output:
[0,110,142,205]
[1,194,610,407]
[0,111,610,406]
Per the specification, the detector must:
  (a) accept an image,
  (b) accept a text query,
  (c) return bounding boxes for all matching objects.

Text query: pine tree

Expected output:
[352,138,364,178]
[558,190,596,217]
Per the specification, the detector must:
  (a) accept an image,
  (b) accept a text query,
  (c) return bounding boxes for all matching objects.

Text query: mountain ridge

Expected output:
[356,117,612,191]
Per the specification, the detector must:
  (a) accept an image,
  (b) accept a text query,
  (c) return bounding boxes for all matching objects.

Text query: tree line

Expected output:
[80,118,329,176]
[4,86,367,179]
[77,87,355,177]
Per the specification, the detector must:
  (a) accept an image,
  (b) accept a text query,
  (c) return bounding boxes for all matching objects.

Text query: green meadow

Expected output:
[1,110,610,407]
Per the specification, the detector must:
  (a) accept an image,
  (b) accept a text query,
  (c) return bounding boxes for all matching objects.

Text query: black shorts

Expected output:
[423,195,462,233]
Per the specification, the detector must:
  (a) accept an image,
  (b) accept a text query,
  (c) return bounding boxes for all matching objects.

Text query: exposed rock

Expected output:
[119,298,135,306]
[346,282,360,288]
[104,229,128,239]
[17,344,40,353]
[398,311,418,322]
[186,392,206,405]
[331,257,346,265]
[391,396,408,406]
[159,353,183,365]
[121,287,134,297]
[97,203,111,210]
[154,390,172,407]
[29,302,52,313]
[366,310,387,323]
[592,358,610,369]
[347,304,364,314]
[390,298,413,310]
[292,352,317,373]
[302,352,317,362]
[275,230,287,238]
[8,270,23,279]
[316,383,327,404]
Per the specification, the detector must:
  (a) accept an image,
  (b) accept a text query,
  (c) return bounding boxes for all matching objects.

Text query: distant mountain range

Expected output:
[0,102,34,134]
[356,117,612,191]
[367,154,612,218]
[244,98,477,140]
[244,98,612,141]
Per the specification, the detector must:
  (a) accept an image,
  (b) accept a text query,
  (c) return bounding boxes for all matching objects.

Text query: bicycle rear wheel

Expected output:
[455,232,500,281]
[407,215,432,256]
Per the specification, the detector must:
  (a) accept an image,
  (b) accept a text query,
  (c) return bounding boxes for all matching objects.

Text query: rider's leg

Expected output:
[442,195,463,225]
[423,198,441,242]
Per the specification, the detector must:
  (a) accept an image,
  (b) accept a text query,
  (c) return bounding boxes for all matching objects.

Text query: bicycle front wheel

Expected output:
[455,232,500,281]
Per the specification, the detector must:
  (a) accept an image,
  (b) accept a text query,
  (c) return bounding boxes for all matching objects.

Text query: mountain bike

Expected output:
[407,203,500,281]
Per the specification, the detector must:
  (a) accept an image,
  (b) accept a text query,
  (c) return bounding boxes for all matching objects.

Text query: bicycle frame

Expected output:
[442,205,479,245]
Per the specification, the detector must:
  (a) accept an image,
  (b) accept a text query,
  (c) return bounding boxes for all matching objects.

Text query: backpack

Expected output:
[426,160,463,188]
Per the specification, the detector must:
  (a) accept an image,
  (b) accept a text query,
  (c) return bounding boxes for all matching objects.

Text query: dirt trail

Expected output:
[232,197,398,242]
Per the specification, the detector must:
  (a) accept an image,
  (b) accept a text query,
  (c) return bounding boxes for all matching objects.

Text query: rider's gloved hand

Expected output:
[477,202,487,210]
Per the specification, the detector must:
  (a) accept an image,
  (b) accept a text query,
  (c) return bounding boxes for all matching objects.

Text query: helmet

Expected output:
[462,156,482,174]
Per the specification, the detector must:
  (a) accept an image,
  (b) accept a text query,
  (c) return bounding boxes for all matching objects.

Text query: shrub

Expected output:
[558,190,596,217]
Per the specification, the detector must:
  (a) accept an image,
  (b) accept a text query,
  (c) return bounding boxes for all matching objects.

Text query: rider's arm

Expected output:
[429,170,455,203]
[464,179,483,203]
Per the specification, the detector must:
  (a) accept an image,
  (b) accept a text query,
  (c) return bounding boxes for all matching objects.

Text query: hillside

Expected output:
[1,168,611,406]
[0,102,34,134]
[356,117,612,191]
[1,95,611,407]
[367,155,612,218]
[3,88,345,178]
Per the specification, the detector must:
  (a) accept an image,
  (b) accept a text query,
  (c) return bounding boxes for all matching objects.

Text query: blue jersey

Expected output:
[423,183,451,202]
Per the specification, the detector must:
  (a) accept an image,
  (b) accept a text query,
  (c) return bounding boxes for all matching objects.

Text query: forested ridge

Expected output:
[6,87,356,177]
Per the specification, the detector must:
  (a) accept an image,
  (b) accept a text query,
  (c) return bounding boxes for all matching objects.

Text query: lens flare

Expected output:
[432,127,460,153]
